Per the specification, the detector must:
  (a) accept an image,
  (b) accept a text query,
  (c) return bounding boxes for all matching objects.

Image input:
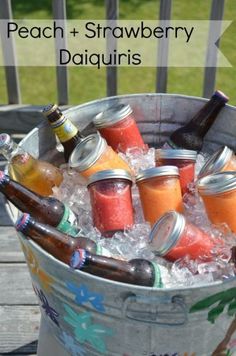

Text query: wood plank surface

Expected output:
[0,306,40,354]
[0,263,37,305]
[0,227,25,262]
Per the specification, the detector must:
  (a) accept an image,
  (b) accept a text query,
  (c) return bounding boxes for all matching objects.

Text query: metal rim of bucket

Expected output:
[5,93,236,292]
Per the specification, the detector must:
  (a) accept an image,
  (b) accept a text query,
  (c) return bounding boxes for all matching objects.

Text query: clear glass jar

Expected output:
[198,171,236,233]
[155,149,197,195]
[93,103,147,153]
[136,166,183,226]
[198,146,236,179]
[87,169,134,237]
[69,133,132,179]
[149,211,221,262]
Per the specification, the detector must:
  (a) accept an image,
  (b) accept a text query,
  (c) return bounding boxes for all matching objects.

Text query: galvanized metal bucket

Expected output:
[6,94,236,356]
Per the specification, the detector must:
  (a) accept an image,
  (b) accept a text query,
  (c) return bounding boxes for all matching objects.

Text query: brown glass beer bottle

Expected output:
[70,249,163,287]
[16,213,98,260]
[42,104,84,162]
[0,171,82,237]
[0,133,63,196]
[167,90,229,152]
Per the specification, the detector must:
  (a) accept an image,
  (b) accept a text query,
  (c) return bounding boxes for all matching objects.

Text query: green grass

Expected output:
[0,0,236,105]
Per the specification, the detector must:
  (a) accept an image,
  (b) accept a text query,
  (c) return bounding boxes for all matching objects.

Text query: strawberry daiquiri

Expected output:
[87,169,134,236]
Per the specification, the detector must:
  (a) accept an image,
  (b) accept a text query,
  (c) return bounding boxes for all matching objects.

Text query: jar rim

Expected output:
[135,166,179,183]
[197,171,236,195]
[155,148,197,161]
[149,211,186,256]
[93,103,133,128]
[87,169,133,187]
[69,133,107,171]
[198,146,233,179]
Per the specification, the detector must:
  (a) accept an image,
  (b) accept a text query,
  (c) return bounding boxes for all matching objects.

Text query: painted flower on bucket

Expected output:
[20,241,54,292]
[66,282,105,312]
[34,286,60,327]
[60,331,86,356]
[63,303,113,353]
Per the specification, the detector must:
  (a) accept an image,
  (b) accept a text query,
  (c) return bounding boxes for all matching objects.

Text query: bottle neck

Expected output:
[186,96,226,136]
[21,218,79,264]
[49,115,81,143]
[0,174,42,210]
[0,139,26,162]
[21,217,97,262]
[76,252,157,287]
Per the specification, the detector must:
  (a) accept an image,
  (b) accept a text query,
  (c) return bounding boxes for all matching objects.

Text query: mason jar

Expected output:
[149,211,221,262]
[69,133,132,179]
[87,169,134,237]
[198,146,236,179]
[197,171,236,232]
[155,149,197,194]
[93,103,147,153]
[136,166,183,226]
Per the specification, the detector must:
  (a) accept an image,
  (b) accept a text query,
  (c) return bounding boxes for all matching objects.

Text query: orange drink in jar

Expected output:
[136,166,183,226]
[69,133,132,180]
[198,171,236,232]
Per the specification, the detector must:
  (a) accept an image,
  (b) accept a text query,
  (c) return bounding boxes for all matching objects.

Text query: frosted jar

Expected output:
[93,103,147,153]
[149,211,220,262]
[155,149,197,195]
[198,146,236,179]
[69,133,132,179]
[87,169,134,237]
[197,171,236,233]
[136,166,183,226]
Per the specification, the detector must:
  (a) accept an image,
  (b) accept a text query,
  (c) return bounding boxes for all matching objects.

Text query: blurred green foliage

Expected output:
[0,0,235,105]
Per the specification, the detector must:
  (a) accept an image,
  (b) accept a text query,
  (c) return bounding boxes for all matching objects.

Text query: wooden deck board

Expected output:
[0,208,39,355]
[0,306,40,355]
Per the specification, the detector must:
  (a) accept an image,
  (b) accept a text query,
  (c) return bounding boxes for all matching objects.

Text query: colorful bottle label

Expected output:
[57,204,83,237]
[51,117,78,143]
[151,262,163,288]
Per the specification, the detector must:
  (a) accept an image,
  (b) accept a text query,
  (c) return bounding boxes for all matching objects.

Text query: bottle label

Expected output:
[51,117,78,143]
[57,204,82,237]
[151,262,163,288]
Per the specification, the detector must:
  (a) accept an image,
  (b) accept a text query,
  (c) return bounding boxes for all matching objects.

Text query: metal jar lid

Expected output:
[149,211,186,256]
[135,166,179,183]
[198,146,233,179]
[87,169,133,187]
[69,133,107,172]
[197,171,236,195]
[155,149,197,161]
[93,103,133,128]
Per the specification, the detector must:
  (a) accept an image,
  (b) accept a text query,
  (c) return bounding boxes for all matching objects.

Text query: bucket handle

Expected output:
[122,294,188,326]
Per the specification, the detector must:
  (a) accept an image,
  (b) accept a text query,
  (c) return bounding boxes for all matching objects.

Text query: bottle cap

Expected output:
[93,103,132,128]
[213,90,229,103]
[136,166,179,183]
[149,211,186,256]
[42,104,58,116]
[87,169,133,187]
[198,146,233,179]
[69,133,107,172]
[70,248,87,269]
[16,213,31,232]
[197,171,236,195]
[155,149,197,161]
[0,171,8,185]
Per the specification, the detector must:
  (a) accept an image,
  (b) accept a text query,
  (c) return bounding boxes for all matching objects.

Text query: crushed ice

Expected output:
[52,151,236,288]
